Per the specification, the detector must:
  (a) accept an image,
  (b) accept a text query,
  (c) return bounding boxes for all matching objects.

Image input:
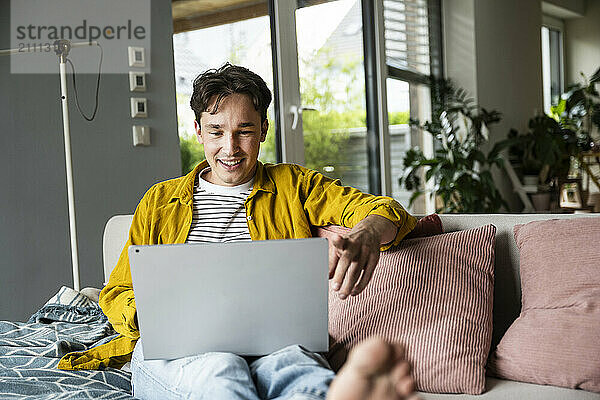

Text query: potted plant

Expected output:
[398,78,507,213]
[551,67,600,149]
[501,115,578,185]
[497,114,581,211]
[551,67,600,202]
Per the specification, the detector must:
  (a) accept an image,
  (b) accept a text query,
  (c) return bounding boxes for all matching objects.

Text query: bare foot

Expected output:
[327,337,419,400]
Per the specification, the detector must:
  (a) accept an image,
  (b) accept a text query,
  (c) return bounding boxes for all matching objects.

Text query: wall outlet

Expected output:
[131,97,148,118]
[129,71,146,92]
[128,46,145,68]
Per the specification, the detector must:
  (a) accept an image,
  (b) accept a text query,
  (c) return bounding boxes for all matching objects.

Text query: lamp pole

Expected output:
[55,40,81,291]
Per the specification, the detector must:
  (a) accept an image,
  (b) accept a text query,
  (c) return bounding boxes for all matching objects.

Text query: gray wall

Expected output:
[443,0,544,211]
[0,0,181,321]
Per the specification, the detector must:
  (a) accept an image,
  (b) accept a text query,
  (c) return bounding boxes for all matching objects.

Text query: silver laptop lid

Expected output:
[129,238,329,360]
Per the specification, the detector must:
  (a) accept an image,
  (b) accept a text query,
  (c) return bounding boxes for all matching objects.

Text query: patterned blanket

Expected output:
[0,287,134,399]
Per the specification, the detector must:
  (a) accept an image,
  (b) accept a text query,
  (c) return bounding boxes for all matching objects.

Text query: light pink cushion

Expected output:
[488,217,600,393]
[404,213,443,239]
[327,224,496,394]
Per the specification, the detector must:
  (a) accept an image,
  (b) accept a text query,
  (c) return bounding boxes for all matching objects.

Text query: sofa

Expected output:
[103,213,600,400]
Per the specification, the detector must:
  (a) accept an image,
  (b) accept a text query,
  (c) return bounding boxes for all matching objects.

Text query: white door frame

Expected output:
[270,0,305,164]
[373,0,392,195]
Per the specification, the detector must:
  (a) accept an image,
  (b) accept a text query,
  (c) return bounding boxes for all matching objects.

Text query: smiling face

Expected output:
[195,92,268,187]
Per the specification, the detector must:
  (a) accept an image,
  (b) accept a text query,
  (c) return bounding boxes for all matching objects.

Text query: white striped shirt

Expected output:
[185,168,253,243]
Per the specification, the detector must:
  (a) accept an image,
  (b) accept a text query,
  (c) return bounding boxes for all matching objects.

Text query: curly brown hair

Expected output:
[190,63,272,123]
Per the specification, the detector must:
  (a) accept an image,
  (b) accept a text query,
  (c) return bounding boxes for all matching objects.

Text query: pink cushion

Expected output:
[405,213,443,239]
[488,217,600,393]
[327,224,496,394]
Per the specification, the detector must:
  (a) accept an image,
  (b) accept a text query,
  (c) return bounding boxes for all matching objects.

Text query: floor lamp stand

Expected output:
[55,40,81,291]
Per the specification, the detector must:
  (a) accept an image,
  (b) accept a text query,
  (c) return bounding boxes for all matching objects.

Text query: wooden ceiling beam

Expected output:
[173,1,268,34]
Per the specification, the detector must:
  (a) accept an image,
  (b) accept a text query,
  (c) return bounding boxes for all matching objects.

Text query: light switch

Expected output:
[129,71,146,92]
[131,97,147,118]
[133,125,150,146]
[128,46,145,67]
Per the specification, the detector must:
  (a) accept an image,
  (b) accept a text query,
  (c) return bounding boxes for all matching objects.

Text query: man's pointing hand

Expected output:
[328,215,397,299]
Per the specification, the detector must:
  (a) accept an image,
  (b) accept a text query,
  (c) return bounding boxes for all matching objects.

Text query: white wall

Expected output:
[442,0,478,103]
[474,0,544,141]
[543,0,586,18]
[443,0,544,211]
[564,0,600,85]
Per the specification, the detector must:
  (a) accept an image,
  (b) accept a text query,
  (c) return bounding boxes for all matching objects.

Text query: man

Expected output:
[59,64,419,400]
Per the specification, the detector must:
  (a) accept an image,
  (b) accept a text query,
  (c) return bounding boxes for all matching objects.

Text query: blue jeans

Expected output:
[131,340,334,400]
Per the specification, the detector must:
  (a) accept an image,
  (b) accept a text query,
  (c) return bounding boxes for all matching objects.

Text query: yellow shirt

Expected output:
[58,161,416,370]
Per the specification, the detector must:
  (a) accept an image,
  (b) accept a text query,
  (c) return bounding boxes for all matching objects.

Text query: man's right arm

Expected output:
[98,189,152,340]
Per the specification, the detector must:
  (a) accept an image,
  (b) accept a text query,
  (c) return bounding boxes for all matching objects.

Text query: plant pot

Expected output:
[531,192,551,211]
[587,192,600,212]
[523,175,539,186]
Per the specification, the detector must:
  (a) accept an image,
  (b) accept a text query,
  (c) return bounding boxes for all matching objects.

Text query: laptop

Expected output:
[128,238,329,360]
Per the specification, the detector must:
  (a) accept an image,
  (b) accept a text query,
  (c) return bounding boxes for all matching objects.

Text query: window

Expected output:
[384,0,440,213]
[293,0,440,203]
[386,78,411,206]
[171,0,441,205]
[172,1,276,174]
[541,16,564,115]
[384,0,431,76]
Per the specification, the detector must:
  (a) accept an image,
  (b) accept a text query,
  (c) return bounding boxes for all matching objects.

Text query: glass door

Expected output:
[272,0,371,192]
[297,0,370,192]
